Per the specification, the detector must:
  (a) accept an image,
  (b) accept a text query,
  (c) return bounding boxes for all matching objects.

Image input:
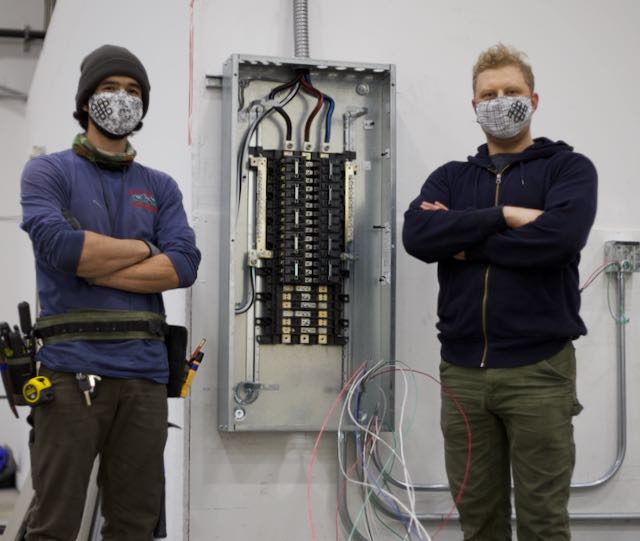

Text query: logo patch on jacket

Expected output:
[129,190,157,213]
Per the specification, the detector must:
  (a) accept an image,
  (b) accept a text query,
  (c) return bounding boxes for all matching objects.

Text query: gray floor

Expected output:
[0,488,19,530]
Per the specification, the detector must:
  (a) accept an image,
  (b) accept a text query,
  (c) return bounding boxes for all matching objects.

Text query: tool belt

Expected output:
[35,310,167,345]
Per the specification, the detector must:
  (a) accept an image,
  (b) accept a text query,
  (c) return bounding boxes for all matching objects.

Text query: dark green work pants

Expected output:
[440,342,582,541]
[25,367,168,541]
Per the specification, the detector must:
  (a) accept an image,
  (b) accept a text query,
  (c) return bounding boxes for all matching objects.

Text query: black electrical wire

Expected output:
[234,82,301,315]
[237,79,248,111]
[268,74,302,141]
[235,266,256,315]
[273,106,293,141]
[235,82,300,215]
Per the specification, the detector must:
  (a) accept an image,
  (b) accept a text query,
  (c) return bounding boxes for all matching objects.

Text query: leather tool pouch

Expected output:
[5,355,34,406]
[165,325,188,397]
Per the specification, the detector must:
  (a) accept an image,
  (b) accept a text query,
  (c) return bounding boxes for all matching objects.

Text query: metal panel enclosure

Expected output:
[217,54,395,431]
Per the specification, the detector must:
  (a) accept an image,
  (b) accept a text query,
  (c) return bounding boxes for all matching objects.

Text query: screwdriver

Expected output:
[179,339,206,398]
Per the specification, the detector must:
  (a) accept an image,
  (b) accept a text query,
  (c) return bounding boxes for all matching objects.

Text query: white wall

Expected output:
[189,1,640,540]
[0,0,45,495]
[1,0,639,540]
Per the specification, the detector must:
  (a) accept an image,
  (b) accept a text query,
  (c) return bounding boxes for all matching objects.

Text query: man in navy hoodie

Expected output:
[403,44,597,540]
[20,45,201,540]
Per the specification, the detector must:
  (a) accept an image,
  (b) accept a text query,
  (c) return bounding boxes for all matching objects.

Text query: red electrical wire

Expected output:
[370,367,473,538]
[299,75,324,143]
[580,260,619,292]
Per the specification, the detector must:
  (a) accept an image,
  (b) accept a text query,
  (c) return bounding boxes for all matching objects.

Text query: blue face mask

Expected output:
[88,89,143,137]
[476,96,533,139]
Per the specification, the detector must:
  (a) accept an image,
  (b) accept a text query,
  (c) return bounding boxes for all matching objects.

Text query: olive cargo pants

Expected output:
[440,343,582,541]
[26,367,168,541]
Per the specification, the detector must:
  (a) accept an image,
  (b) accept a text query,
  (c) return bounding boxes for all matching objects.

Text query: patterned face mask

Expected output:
[475,96,533,139]
[88,89,143,137]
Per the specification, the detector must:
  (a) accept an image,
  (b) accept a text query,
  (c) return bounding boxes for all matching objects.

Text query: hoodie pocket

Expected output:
[436,262,484,339]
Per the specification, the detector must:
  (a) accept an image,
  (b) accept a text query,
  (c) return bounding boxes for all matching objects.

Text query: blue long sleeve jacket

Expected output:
[20,149,201,382]
[402,138,597,368]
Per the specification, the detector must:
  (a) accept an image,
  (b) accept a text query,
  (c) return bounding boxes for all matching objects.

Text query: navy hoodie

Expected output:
[402,138,597,368]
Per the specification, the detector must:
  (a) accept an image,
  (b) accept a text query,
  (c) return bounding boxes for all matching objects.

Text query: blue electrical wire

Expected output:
[304,73,335,144]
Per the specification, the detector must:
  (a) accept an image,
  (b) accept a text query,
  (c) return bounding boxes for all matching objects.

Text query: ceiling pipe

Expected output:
[0,26,45,53]
[0,27,46,40]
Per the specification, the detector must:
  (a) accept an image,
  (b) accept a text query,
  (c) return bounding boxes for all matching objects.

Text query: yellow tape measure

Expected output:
[22,376,54,406]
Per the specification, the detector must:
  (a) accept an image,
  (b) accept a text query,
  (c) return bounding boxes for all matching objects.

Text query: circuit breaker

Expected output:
[216,54,395,431]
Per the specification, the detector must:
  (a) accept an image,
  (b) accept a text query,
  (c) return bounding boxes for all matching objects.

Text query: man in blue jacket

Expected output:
[403,44,597,540]
[20,45,201,540]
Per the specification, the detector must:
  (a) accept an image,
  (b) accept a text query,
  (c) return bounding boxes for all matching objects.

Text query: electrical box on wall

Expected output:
[604,240,640,273]
[215,54,395,431]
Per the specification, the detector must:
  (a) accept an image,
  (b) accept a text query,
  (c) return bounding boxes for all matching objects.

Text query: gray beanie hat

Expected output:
[75,44,150,119]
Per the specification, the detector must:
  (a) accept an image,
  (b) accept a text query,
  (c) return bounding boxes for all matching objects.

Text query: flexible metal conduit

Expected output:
[293,0,309,58]
[339,267,639,532]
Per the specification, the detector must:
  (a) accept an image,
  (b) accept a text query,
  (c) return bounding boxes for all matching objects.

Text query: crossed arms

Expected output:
[21,157,200,295]
[402,156,597,268]
[419,200,543,260]
[76,232,179,293]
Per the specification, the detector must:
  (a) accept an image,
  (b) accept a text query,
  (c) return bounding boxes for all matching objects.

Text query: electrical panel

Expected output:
[216,54,395,431]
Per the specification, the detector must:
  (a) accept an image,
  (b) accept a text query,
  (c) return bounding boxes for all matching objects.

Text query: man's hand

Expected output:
[419,201,466,260]
[502,206,543,228]
[420,200,449,211]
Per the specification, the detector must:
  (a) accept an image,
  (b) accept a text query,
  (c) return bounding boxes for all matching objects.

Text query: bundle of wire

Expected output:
[306,360,472,541]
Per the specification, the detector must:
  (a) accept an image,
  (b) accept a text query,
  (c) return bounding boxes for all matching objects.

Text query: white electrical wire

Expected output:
[339,443,430,541]
[338,361,432,541]
[390,366,419,537]
[362,418,412,541]
[360,417,384,541]
[349,393,393,541]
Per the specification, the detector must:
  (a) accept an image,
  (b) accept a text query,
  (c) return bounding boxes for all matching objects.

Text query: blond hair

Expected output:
[472,43,535,93]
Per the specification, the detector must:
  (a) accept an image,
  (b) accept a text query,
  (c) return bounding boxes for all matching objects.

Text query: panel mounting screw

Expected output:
[356,83,370,95]
[234,408,246,422]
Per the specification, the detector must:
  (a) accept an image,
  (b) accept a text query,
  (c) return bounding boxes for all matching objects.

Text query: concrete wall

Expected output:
[0,0,639,540]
